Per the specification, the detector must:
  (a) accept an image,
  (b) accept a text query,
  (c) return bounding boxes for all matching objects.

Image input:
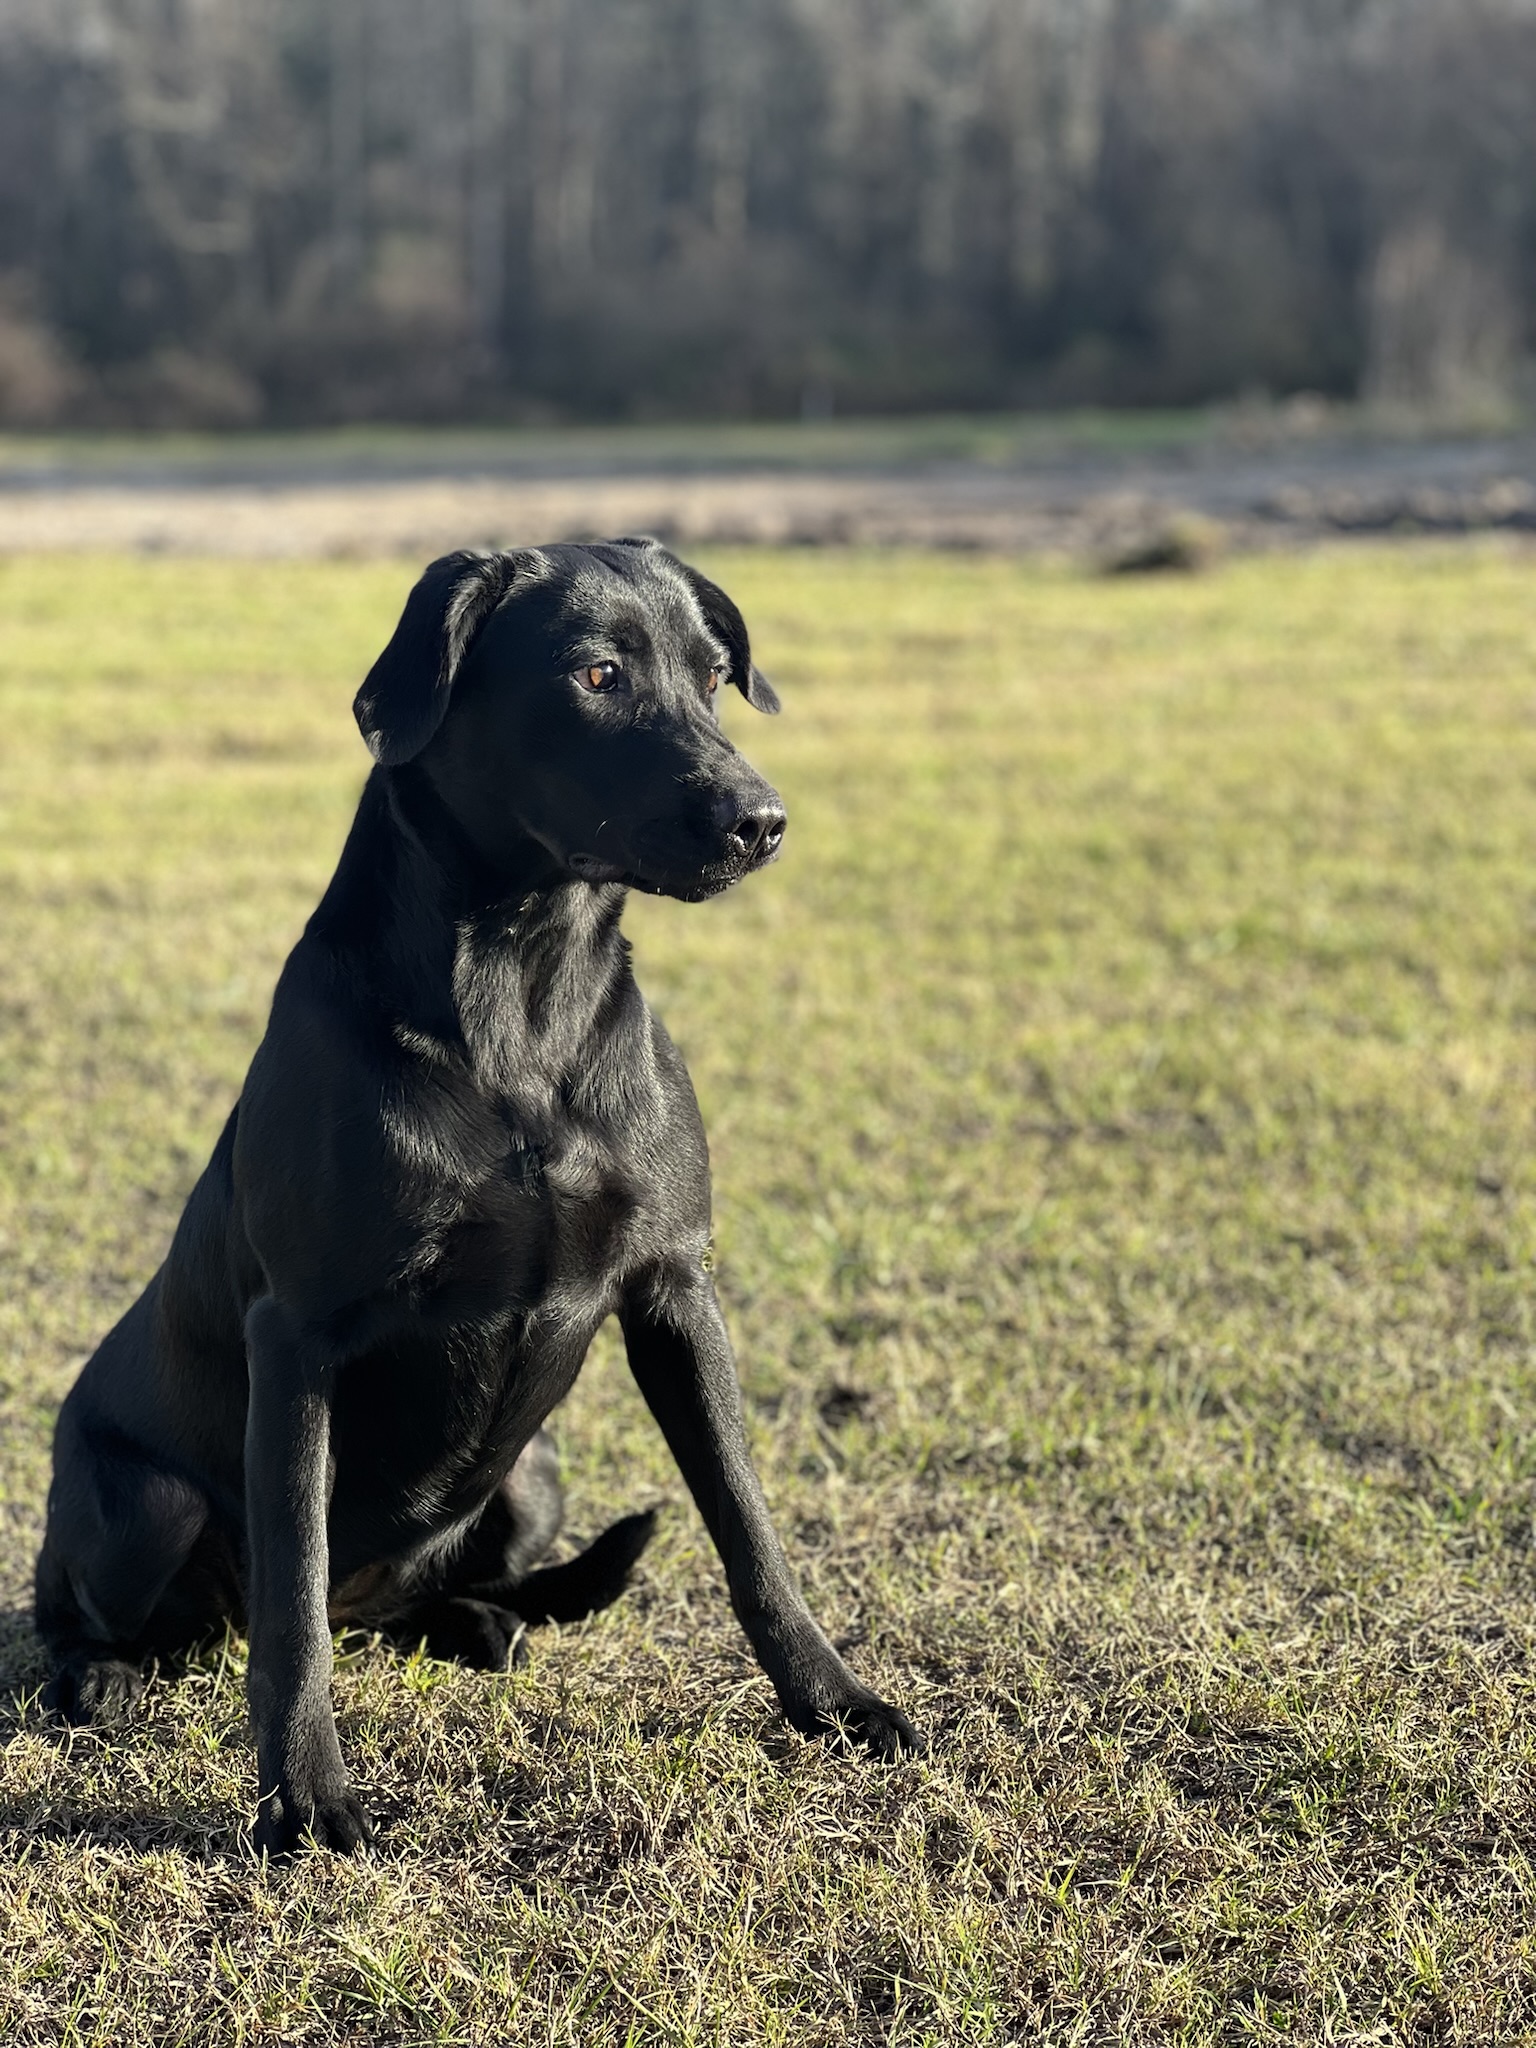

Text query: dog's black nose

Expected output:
[719,797,786,865]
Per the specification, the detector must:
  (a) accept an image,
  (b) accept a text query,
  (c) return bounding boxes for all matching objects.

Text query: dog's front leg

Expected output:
[243,1296,369,1856]
[621,1277,922,1758]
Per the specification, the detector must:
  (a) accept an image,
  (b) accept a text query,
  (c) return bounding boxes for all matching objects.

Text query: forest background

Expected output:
[1,0,1534,433]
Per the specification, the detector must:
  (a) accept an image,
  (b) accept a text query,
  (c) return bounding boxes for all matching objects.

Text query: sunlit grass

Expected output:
[2,543,1535,2042]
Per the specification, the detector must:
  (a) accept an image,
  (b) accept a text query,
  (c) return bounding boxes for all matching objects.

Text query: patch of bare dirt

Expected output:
[2,431,1534,558]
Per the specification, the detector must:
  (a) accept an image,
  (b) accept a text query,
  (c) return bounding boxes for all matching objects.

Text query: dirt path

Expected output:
[2,427,1533,557]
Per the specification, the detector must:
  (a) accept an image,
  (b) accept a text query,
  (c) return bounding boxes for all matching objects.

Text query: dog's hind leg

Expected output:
[36,1412,225,1723]
[506,1511,656,1626]
[453,1428,567,1589]
[459,1428,657,1625]
[374,1431,656,1668]
[363,1432,561,1670]
[375,1594,530,1671]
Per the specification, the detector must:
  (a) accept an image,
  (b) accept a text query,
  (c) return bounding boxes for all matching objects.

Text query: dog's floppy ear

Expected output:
[670,558,781,715]
[353,549,537,765]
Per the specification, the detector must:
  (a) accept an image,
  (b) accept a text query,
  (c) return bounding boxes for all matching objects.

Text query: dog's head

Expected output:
[353,541,786,902]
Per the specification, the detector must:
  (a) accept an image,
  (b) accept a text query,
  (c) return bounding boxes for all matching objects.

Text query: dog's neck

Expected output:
[313,764,636,1104]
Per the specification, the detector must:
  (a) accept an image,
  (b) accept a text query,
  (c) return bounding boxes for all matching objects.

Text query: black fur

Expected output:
[34,539,920,1857]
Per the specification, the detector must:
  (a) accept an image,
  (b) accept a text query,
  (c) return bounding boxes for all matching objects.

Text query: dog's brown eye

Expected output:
[706,667,722,695]
[578,663,619,692]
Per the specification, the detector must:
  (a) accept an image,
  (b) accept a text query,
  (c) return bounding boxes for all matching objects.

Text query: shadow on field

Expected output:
[0,1798,244,1862]
[0,1600,45,1704]
[0,1606,252,1860]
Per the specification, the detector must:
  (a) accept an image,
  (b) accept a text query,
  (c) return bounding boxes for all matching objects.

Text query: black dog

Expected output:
[35,540,920,1855]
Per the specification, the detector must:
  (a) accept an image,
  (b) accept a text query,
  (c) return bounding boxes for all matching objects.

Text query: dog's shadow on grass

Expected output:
[0,1604,251,1861]
[0,1600,48,1714]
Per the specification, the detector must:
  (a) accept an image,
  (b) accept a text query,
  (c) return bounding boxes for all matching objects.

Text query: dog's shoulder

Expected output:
[229,933,446,1308]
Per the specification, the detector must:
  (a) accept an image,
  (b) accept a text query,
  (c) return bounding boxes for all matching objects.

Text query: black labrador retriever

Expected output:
[34,539,920,1855]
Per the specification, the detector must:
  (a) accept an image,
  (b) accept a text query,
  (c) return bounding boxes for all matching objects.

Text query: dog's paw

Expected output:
[254,1779,372,1859]
[416,1596,529,1671]
[787,1681,925,1761]
[831,1694,925,1760]
[43,1656,145,1726]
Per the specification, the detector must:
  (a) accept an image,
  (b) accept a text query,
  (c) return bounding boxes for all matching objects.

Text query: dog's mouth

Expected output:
[565,838,781,900]
[565,852,628,884]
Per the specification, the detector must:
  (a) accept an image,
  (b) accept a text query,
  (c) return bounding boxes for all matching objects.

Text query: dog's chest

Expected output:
[344,1107,655,1530]
[418,1090,657,1325]
[391,973,684,1346]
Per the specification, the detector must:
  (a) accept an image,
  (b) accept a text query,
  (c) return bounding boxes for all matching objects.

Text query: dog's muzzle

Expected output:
[565,785,787,897]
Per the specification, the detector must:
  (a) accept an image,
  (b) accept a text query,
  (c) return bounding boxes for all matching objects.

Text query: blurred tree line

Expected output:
[0,0,1533,428]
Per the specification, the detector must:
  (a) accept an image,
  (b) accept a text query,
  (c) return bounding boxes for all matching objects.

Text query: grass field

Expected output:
[1,543,1535,2043]
[2,394,1518,482]
[0,408,1247,480]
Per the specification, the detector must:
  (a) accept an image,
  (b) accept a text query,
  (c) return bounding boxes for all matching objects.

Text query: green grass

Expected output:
[0,409,1227,480]
[0,397,1524,483]
[1,543,1535,2042]
[6,395,1507,484]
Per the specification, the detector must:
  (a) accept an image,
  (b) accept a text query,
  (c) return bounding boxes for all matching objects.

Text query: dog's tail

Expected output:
[509,1508,658,1627]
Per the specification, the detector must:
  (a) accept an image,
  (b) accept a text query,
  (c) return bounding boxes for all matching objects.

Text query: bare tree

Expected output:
[0,0,1530,424]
